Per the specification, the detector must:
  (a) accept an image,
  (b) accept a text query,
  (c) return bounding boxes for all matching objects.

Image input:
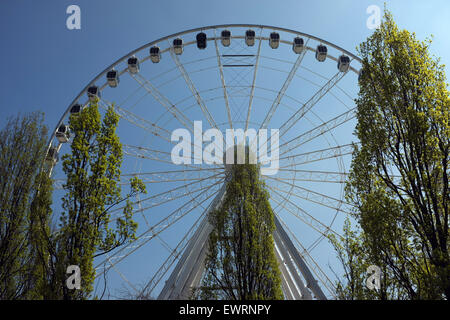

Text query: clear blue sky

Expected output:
[1,0,449,299]
[1,0,449,128]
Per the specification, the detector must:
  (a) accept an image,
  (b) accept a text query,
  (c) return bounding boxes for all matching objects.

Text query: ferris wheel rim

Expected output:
[48,24,362,148]
[48,24,363,299]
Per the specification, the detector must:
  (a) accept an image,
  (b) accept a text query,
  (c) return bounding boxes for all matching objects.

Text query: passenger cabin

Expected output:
[269,32,280,49]
[337,55,350,72]
[46,147,59,166]
[87,86,101,102]
[150,46,161,63]
[315,45,327,62]
[70,103,82,116]
[245,29,255,46]
[292,37,304,54]
[173,38,183,55]
[56,124,70,143]
[196,32,207,49]
[221,30,231,47]
[106,69,119,87]
[127,56,140,74]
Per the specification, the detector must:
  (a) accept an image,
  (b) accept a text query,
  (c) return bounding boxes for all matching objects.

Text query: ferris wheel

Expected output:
[47,24,362,300]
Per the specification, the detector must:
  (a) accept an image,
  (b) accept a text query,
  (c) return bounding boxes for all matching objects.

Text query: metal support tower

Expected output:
[158,179,326,300]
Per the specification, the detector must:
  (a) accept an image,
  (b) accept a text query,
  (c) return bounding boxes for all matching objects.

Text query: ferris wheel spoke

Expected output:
[123,144,182,165]
[214,31,233,130]
[276,214,337,299]
[54,168,223,191]
[125,178,224,217]
[108,172,224,218]
[129,73,194,130]
[122,144,223,170]
[151,55,217,82]
[122,167,223,181]
[156,64,220,92]
[103,255,141,297]
[260,39,309,130]
[123,169,224,186]
[123,175,220,185]
[231,90,250,122]
[245,28,263,131]
[266,177,351,213]
[272,169,348,184]
[278,71,348,139]
[172,86,221,108]
[267,186,341,239]
[55,176,221,190]
[278,108,356,157]
[116,81,146,109]
[227,64,251,81]
[94,182,221,278]
[168,47,226,156]
[98,99,173,143]
[169,48,221,134]
[297,63,356,105]
[138,207,208,298]
[278,144,354,168]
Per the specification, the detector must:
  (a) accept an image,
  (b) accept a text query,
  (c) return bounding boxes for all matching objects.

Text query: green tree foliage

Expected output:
[27,167,54,299]
[329,219,391,299]
[331,10,449,299]
[0,113,52,299]
[48,99,146,299]
[198,154,283,300]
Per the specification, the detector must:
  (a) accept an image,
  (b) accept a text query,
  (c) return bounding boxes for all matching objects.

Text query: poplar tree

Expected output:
[199,148,283,300]
[0,112,51,299]
[331,10,449,299]
[49,99,146,299]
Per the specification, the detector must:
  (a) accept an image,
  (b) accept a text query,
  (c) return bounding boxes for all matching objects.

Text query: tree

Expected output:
[27,166,54,299]
[114,281,156,300]
[328,218,402,300]
[332,9,449,299]
[198,150,283,300]
[47,99,146,300]
[0,112,52,299]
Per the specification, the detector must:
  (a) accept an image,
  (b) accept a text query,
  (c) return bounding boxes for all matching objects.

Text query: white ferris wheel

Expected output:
[47,24,362,300]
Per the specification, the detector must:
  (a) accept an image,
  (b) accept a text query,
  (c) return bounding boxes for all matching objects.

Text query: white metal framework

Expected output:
[47,24,362,300]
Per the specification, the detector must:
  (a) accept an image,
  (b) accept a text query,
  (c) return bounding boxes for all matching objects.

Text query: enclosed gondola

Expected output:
[46,146,59,166]
[70,103,82,116]
[196,32,207,49]
[150,46,161,63]
[337,55,350,72]
[173,38,183,55]
[127,56,140,74]
[87,86,101,102]
[221,30,231,47]
[245,29,255,46]
[292,36,304,54]
[56,124,70,143]
[269,32,280,49]
[315,44,327,62]
[106,69,119,87]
